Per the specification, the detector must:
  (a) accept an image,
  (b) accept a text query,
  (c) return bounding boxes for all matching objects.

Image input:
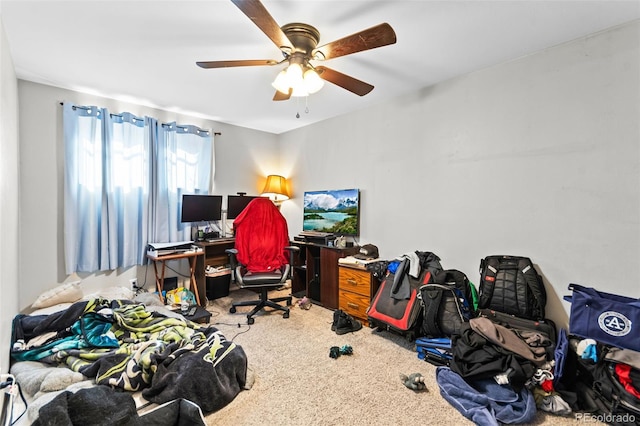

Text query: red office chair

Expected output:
[226,197,298,324]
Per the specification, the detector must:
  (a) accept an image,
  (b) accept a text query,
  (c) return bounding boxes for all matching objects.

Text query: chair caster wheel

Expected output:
[247,317,255,325]
[283,311,290,319]
[229,306,236,313]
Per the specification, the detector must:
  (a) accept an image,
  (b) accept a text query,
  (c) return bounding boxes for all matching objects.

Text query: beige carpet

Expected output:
[203,286,587,425]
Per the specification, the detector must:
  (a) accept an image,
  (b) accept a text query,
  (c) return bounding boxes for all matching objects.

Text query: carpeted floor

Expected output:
[203,285,593,425]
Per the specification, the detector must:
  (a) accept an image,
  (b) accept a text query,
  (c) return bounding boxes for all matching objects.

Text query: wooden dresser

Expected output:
[338,264,379,326]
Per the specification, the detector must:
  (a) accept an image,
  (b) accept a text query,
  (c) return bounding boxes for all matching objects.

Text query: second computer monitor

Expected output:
[227,195,258,219]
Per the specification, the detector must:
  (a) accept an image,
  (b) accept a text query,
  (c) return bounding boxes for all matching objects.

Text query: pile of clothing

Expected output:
[435,317,569,425]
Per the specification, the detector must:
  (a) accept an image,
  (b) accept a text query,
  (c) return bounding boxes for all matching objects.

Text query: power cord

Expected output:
[213,321,252,341]
[160,263,190,280]
[1,375,27,426]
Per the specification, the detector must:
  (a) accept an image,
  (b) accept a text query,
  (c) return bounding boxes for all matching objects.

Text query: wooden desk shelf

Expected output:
[195,239,235,304]
[290,241,358,310]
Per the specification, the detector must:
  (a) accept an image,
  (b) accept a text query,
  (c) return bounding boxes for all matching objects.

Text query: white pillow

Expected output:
[30,303,73,316]
[31,281,83,309]
[82,286,134,301]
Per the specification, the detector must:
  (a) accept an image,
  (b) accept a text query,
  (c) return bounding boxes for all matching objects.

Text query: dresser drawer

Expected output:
[338,289,371,323]
[339,266,371,297]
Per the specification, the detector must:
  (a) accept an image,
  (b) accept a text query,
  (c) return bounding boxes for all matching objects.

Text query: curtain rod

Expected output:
[59,102,221,136]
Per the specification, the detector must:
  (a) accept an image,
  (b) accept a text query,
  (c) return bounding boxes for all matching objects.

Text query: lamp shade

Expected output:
[261,175,290,201]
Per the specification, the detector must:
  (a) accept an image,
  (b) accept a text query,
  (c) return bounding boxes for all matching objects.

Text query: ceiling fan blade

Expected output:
[231,0,293,51]
[315,66,374,96]
[196,59,278,69]
[312,23,397,60]
[273,89,292,101]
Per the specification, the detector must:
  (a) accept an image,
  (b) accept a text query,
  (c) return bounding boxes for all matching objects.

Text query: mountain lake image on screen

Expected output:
[303,188,360,236]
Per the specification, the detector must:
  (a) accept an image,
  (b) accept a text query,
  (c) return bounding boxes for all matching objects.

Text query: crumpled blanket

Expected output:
[11,299,247,413]
[10,361,87,401]
[436,366,537,426]
[33,385,138,426]
[32,385,206,426]
[234,197,289,272]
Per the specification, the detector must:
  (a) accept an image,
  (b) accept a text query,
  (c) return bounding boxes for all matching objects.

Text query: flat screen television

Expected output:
[180,194,222,223]
[227,195,258,219]
[303,188,360,236]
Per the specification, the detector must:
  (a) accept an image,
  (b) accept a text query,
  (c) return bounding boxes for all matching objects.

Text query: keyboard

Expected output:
[299,231,334,238]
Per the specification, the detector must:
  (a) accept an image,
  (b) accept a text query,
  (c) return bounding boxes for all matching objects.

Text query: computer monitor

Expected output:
[180,194,223,223]
[227,195,258,219]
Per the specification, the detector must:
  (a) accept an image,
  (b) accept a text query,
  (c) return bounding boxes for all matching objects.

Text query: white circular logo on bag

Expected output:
[598,311,632,336]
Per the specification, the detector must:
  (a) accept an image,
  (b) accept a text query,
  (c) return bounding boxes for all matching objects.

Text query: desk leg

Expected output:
[189,256,201,306]
[152,260,166,304]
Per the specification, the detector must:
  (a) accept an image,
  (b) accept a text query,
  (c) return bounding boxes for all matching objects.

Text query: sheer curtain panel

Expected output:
[149,122,213,244]
[63,103,213,274]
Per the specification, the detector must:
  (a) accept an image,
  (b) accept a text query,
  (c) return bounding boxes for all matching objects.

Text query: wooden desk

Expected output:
[147,251,204,305]
[195,238,235,270]
[194,238,236,304]
[290,241,359,309]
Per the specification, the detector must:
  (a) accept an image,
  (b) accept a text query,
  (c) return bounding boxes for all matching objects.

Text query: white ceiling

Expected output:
[1,1,638,134]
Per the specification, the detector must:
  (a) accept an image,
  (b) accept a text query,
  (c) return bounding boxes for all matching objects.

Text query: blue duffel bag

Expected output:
[564,283,640,352]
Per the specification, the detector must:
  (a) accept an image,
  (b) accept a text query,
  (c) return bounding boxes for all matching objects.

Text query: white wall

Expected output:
[0,14,20,373]
[279,21,640,328]
[16,81,278,309]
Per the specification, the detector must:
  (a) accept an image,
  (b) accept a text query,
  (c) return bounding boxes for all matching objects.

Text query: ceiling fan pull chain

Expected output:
[305,96,310,114]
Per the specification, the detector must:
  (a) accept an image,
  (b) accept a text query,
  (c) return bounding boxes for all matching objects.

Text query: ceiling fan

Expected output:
[196,0,397,101]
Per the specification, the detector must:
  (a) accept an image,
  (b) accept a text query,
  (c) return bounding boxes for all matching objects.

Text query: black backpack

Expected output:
[478,255,546,320]
[418,269,477,338]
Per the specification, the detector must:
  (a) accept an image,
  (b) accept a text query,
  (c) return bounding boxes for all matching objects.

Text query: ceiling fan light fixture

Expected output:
[272,69,290,94]
[197,3,397,102]
[271,62,306,95]
[303,68,324,94]
[285,62,304,84]
[272,64,324,97]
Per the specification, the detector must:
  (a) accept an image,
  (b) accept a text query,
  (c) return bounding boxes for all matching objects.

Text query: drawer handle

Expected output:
[347,302,359,310]
[347,279,358,286]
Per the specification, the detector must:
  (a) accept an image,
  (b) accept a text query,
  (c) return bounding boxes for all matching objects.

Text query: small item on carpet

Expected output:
[329,345,354,359]
[400,372,428,392]
[297,297,312,310]
[331,310,362,335]
[340,345,353,355]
